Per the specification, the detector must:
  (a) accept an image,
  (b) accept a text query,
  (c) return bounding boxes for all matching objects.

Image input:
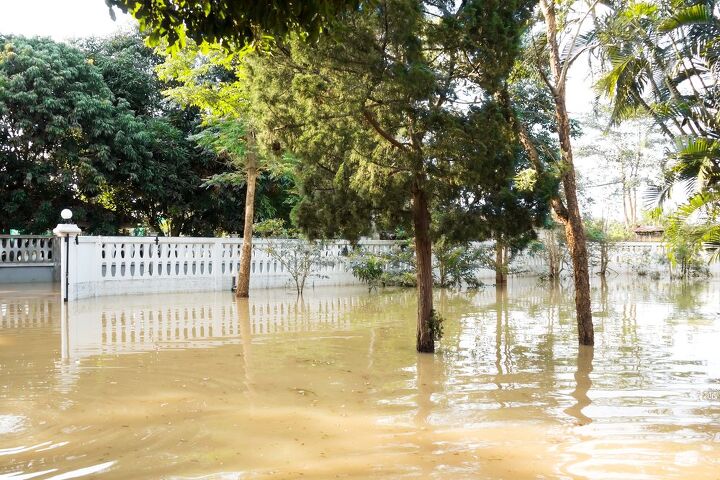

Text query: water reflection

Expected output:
[61,289,365,359]
[0,278,719,478]
[565,345,594,425]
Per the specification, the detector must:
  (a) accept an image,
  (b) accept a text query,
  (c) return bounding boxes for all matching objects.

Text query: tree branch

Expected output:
[361,108,411,152]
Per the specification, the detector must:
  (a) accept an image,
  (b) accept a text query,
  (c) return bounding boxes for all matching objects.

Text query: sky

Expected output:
[0,0,647,221]
[0,0,134,41]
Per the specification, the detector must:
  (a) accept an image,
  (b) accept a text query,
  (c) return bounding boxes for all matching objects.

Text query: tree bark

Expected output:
[559,168,595,345]
[540,0,594,346]
[236,166,258,298]
[599,242,608,276]
[412,184,434,353]
[495,240,507,285]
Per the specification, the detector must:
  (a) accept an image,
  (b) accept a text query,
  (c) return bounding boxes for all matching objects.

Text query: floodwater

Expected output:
[1,278,719,479]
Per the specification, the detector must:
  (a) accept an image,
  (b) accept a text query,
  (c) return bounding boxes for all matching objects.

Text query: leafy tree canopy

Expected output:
[0,35,148,232]
[0,33,293,234]
[246,0,543,241]
[104,0,361,48]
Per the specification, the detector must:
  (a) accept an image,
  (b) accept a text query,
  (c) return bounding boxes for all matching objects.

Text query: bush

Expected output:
[348,237,485,290]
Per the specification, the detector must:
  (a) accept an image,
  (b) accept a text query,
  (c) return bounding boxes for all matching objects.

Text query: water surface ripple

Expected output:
[0,278,719,479]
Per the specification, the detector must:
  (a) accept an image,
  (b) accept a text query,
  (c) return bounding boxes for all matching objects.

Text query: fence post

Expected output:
[212,239,223,290]
[53,222,82,302]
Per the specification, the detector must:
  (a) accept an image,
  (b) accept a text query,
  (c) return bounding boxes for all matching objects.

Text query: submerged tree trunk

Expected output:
[599,242,608,276]
[495,240,508,285]
[539,0,594,346]
[412,185,434,353]
[561,201,594,345]
[236,166,258,298]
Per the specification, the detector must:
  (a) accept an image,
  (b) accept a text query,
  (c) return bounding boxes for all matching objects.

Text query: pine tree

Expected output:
[245,0,535,352]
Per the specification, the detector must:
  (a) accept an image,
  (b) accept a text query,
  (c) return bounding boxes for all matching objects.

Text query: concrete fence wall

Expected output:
[51,229,719,301]
[511,241,720,277]
[60,235,398,301]
[0,235,57,283]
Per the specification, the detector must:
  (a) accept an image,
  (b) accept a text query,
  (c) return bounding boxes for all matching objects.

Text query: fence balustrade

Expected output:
[62,236,398,300]
[0,235,55,264]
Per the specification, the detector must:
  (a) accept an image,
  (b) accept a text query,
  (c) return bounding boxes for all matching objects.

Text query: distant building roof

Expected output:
[633,225,664,234]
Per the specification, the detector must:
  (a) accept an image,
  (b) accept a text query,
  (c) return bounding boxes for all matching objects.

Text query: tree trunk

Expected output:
[623,187,631,229]
[495,240,507,285]
[599,242,608,276]
[559,170,594,344]
[236,167,258,298]
[540,0,594,346]
[412,185,434,353]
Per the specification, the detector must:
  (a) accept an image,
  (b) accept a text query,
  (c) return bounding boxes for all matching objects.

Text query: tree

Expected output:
[104,0,361,47]
[578,115,666,229]
[79,32,265,237]
[595,1,720,260]
[0,33,287,235]
[502,0,600,346]
[433,237,485,289]
[192,118,261,297]
[244,0,535,352]
[263,238,335,295]
[158,43,292,297]
[0,35,147,233]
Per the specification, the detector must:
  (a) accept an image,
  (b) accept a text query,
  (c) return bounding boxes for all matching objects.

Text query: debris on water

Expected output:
[291,388,317,396]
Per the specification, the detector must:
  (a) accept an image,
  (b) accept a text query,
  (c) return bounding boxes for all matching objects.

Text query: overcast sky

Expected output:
[0,0,134,41]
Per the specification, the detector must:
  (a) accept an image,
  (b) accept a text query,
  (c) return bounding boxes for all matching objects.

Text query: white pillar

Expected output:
[212,239,223,290]
[53,223,82,302]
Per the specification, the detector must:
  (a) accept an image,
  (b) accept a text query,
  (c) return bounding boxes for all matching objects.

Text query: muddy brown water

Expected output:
[1,279,719,479]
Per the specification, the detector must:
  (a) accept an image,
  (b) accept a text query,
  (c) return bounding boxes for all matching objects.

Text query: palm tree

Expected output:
[594,0,719,266]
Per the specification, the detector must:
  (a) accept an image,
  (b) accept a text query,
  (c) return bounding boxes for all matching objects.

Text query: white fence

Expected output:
[511,241,720,277]
[0,235,55,264]
[60,235,397,301]
[0,235,57,283]
[54,228,719,301]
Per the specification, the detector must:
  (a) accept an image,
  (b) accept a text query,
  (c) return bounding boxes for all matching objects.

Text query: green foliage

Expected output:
[433,237,485,289]
[106,0,360,48]
[253,218,291,238]
[348,238,486,289]
[157,39,300,240]
[429,309,445,342]
[585,218,634,243]
[0,32,297,235]
[0,35,145,233]
[262,238,335,295]
[665,229,711,279]
[246,0,542,245]
[348,254,385,291]
[595,0,720,261]
[347,242,417,288]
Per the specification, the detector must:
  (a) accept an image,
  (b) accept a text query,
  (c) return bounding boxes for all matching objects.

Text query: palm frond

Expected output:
[659,5,713,32]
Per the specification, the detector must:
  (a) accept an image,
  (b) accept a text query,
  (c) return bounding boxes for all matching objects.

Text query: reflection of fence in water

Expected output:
[0,297,57,327]
[66,291,369,358]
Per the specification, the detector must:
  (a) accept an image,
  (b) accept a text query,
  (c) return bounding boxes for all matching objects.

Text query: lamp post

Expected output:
[53,209,81,302]
[61,208,73,223]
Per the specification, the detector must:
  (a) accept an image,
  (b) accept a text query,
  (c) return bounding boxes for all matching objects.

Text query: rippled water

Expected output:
[1,278,719,479]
